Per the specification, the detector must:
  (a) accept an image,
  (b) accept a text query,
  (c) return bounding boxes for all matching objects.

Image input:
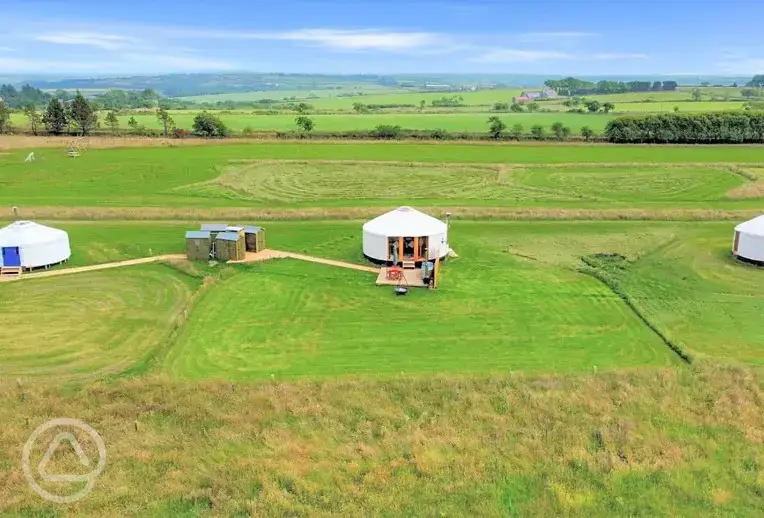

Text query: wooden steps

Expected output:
[0,266,22,280]
[402,260,416,269]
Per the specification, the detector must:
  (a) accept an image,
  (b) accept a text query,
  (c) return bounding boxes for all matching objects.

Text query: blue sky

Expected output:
[1,0,763,76]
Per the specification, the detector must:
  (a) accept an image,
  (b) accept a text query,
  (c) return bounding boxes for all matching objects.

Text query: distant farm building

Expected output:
[0,221,71,273]
[363,207,449,265]
[513,88,559,102]
[732,216,764,264]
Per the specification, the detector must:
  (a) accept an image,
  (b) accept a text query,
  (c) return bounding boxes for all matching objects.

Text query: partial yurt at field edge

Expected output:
[0,221,71,269]
[363,206,449,264]
[732,215,764,264]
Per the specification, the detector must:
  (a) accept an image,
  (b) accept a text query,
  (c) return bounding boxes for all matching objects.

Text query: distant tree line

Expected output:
[605,112,764,143]
[544,77,678,96]
[0,84,52,108]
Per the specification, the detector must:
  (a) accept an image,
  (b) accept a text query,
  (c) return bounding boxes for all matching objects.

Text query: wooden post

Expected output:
[433,255,441,290]
[398,237,404,264]
[413,237,420,262]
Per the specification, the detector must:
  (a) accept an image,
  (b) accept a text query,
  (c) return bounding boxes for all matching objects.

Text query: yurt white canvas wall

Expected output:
[733,216,764,263]
[0,221,71,269]
[362,207,448,263]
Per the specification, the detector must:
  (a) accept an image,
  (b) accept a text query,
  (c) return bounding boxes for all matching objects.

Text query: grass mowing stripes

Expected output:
[0,264,198,380]
[1,145,764,211]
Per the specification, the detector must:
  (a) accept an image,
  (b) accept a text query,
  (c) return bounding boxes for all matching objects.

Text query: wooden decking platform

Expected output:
[376,267,428,288]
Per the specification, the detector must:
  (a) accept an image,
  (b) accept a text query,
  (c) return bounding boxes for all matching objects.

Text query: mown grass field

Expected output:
[0,264,197,380]
[2,143,764,212]
[2,219,762,383]
[3,135,764,515]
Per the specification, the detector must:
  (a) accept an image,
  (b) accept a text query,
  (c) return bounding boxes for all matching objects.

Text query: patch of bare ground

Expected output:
[1,365,764,515]
[12,205,764,221]
[726,167,764,198]
[727,179,764,199]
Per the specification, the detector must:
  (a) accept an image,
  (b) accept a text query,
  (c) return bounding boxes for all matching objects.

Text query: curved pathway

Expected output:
[1,250,378,283]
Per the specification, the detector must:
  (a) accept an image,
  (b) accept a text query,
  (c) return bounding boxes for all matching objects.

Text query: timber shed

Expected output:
[244,226,266,252]
[185,230,212,261]
[215,231,246,261]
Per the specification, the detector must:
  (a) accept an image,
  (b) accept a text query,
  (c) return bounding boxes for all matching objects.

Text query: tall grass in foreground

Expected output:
[2,365,764,516]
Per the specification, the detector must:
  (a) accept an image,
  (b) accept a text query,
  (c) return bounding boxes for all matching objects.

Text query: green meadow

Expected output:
[3,136,764,516]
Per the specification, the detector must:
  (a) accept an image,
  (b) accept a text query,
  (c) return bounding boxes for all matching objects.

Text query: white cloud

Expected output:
[474,48,648,63]
[591,53,648,60]
[270,29,443,50]
[34,32,138,50]
[717,58,764,74]
[0,46,14,52]
[0,53,235,74]
[118,53,236,71]
[165,27,445,51]
[473,49,572,62]
[515,31,595,43]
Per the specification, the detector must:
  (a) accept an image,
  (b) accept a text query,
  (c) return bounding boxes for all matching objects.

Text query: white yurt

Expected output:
[733,216,764,264]
[363,206,449,264]
[0,221,71,269]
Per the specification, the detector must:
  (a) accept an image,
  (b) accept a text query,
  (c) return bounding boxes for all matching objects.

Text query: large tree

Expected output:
[105,110,120,135]
[0,101,11,134]
[156,107,175,137]
[42,97,68,135]
[747,75,764,87]
[192,111,229,137]
[69,91,98,135]
[487,116,506,139]
[23,103,42,135]
[295,115,314,134]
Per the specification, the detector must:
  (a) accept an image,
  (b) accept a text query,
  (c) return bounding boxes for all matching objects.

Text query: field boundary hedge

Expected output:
[0,126,606,142]
[606,112,764,143]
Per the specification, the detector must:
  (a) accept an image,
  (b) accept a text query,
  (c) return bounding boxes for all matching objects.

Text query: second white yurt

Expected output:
[363,206,448,264]
[732,215,764,264]
[0,221,71,269]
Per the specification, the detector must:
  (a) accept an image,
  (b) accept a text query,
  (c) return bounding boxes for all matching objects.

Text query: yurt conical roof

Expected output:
[735,215,764,237]
[0,221,68,246]
[363,206,446,236]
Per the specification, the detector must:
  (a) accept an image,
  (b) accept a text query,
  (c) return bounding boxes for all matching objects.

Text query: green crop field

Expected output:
[4,136,764,516]
[113,112,614,133]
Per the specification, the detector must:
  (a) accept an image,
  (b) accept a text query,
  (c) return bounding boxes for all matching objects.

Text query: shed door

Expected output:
[733,231,741,254]
[2,247,21,267]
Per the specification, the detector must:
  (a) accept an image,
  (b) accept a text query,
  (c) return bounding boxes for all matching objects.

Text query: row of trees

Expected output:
[544,77,678,96]
[605,112,764,143]
[486,116,596,141]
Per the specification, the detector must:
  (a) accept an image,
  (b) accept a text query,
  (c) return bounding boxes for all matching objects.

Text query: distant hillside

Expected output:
[9,73,752,98]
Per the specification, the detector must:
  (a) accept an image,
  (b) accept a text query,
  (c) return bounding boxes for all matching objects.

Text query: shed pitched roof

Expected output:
[244,226,263,234]
[185,230,211,239]
[201,223,229,232]
[215,231,241,241]
[226,226,244,232]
